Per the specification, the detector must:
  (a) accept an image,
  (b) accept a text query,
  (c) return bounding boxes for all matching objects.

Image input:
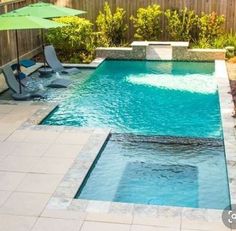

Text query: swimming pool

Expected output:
[42,60,229,209]
[43,60,221,138]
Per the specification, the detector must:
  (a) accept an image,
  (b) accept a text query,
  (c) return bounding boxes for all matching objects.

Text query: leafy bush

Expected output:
[131,4,162,41]
[213,33,236,57]
[165,7,198,41]
[46,16,95,63]
[197,12,225,47]
[96,2,128,47]
[213,33,236,49]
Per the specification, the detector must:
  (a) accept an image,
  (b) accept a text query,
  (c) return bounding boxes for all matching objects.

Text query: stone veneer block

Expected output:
[96,41,226,61]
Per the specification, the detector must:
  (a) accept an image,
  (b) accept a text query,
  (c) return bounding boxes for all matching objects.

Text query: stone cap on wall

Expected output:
[96,47,132,51]
[190,48,226,52]
[131,41,189,47]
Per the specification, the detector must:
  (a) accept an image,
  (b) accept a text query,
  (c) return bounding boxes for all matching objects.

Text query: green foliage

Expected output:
[165,7,198,41]
[197,12,225,47]
[213,33,236,49]
[96,2,128,47]
[192,32,236,54]
[131,4,162,41]
[213,33,236,57]
[46,16,95,63]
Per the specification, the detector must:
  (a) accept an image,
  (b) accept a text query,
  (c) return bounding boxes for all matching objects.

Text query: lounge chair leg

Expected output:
[12,93,31,101]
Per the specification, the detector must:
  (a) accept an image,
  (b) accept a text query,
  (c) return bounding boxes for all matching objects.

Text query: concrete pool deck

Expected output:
[0,61,235,231]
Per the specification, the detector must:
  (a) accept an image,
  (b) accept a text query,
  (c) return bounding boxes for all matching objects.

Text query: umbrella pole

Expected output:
[15,30,20,72]
[15,30,22,94]
[41,29,46,69]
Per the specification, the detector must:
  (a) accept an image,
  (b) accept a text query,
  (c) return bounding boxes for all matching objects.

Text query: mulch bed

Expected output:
[230,80,236,117]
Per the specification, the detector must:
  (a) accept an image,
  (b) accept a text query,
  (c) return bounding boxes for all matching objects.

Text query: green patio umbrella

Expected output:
[0,14,65,94]
[12,2,86,18]
[12,2,86,70]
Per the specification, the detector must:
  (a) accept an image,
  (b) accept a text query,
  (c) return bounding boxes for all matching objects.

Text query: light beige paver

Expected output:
[181,208,231,231]
[86,212,132,224]
[0,105,15,114]
[43,143,84,159]
[181,230,227,231]
[5,130,31,142]
[132,216,181,229]
[131,225,177,231]
[16,173,63,194]
[8,142,50,157]
[41,209,86,220]
[19,130,60,144]
[0,172,26,191]
[32,217,82,231]
[0,134,8,142]
[181,219,231,231]
[55,132,91,145]
[80,221,130,231]
[0,156,40,172]
[181,207,230,230]
[0,214,37,231]
[30,157,75,174]
[0,123,20,136]
[0,141,17,155]
[132,206,181,229]
[0,192,50,216]
[0,191,11,207]
[130,225,158,231]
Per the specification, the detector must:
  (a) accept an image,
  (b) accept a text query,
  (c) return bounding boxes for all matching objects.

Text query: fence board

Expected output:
[60,0,236,37]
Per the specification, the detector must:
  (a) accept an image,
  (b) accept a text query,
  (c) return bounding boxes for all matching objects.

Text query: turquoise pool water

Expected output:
[76,134,229,209]
[43,60,230,209]
[43,61,221,138]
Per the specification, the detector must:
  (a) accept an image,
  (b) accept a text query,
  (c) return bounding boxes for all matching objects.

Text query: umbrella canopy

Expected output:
[11,2,86,70]
[0,14,66,30]
[0,14,65,94]
[11,2,86,18]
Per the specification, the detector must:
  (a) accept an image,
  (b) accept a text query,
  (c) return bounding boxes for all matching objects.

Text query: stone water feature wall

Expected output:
[96,43,147,60]
[96,41,226,61]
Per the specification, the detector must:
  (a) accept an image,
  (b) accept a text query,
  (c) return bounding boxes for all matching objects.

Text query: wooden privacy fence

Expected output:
[66,0,236,40]
[1,0,236,66]
[0,0,40,67]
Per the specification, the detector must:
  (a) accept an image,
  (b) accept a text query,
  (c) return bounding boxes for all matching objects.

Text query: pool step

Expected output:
[111,133,223,147]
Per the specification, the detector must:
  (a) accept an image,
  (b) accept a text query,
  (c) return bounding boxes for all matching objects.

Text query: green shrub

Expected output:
[46,16,95,63]
[191,38,211,48]
[213,33,236,57]
[165,7,198,41]
[197,12,225,47]
[131,4,162,41]
[96,2,128,47]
